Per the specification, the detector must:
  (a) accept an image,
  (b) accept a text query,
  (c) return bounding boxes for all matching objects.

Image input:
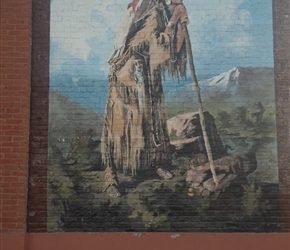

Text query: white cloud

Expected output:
[51,0,126,60]
[51,0,253,58]
[184,0,253,49]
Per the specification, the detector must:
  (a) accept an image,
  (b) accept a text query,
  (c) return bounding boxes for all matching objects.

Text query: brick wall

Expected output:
[27,0,50,233]
[0,0,290,240]
[273,0,290,232]
[0,0,32,233]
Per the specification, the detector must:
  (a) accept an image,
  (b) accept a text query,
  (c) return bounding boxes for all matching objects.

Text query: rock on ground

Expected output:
[186,153,257,198]
[167,111,226,158]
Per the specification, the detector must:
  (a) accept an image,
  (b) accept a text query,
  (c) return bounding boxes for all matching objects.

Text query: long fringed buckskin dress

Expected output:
[101,0,188,188]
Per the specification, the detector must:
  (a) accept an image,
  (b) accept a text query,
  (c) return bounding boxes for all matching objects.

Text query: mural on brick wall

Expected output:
[48,0,280,232]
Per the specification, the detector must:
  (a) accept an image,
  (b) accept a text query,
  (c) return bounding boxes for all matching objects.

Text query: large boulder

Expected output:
[167,111,226,158]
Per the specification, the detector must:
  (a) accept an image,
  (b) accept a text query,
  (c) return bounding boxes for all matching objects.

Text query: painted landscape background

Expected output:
[48,0,279,232]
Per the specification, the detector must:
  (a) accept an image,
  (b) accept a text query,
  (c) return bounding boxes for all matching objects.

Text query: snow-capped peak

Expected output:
[202,67,241,92]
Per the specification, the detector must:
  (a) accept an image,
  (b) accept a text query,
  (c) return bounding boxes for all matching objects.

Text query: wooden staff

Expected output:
[182,22,219,186]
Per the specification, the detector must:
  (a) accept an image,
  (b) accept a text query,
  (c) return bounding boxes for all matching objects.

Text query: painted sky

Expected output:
[50,0,273,79]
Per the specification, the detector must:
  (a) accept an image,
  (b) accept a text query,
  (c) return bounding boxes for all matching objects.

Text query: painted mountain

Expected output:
[166,66,275,116]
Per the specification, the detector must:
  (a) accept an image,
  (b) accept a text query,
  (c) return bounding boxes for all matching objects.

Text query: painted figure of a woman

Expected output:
[101,0,189,197]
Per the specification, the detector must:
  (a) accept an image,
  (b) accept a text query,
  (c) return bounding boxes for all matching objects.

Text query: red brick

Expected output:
[11,182,27,188]
[2,96,22,103]
[12,147,28,153]
[3,177,19,182]
[2,160,27,167]
[1,35,16,40]
[0,147,12,153]
[0,113,13,119]
[0,194,11,199]
[12,113,30,119]
[17,211,26,217]
[1,223,17,230]
[5,130,27,136]
[0,136,13,141]
[1,24,16,30]
[0,170,12,176]
[10,194,26,200]
[17,199,27,206]
[7,29,24,35]
[6,118,23,124]
[0,126,13,133]
[0,182,11,188]
[2,211,18,217]
[11,170,27,177]
[1,46,16,52]
[2,199,18,206]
